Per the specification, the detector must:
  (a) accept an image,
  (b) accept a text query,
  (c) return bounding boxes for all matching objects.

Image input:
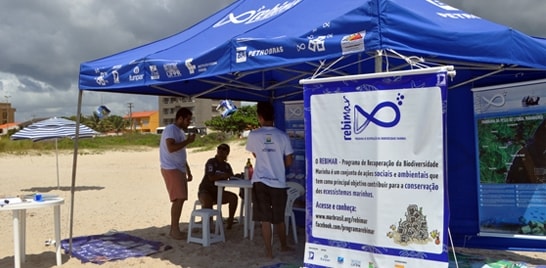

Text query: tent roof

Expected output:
[78,0,546,101]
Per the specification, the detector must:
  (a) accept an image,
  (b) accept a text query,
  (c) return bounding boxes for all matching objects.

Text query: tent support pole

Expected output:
[375,50,383,73]
[69,89,83,256]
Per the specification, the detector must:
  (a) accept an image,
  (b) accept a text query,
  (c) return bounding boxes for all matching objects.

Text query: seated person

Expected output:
[198,143,239,229]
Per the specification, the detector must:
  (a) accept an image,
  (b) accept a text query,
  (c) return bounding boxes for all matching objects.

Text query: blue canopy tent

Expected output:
[71,0,546,252]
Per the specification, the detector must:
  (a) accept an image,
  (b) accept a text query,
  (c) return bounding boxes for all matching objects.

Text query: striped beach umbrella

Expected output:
[11,117,98,188]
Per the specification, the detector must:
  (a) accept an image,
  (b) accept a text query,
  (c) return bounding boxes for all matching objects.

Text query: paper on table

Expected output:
[2,197,23,205]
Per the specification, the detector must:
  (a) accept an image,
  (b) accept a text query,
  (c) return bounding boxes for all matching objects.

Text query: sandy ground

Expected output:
[0,142,545,267]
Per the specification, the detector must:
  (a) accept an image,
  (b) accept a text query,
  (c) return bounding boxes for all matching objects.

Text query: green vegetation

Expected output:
[0,132,244,155]
[205,105,259,134]
[2,103,257,155]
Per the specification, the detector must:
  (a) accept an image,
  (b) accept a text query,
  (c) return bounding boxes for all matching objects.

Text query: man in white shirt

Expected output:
[160,108,195,240]
[246,102,294,258]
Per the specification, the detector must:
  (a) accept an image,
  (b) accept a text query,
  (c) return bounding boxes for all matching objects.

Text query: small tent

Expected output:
[73,0,546,250]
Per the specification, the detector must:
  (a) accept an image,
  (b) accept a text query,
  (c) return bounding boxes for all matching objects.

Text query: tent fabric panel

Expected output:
[381,0,546,69]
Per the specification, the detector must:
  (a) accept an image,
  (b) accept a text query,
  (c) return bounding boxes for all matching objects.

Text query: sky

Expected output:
[1,0,545,122]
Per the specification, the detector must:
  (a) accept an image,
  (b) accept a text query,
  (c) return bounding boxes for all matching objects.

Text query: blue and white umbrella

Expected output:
[11,117,98,188]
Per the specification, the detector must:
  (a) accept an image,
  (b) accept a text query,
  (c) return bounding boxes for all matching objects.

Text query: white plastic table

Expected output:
[215,179,253,239]
[0,196,64,268]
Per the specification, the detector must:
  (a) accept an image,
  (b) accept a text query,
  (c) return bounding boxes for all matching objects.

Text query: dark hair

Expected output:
[257,101,274,121]
[217,143,230,151]
[175,108,192,120]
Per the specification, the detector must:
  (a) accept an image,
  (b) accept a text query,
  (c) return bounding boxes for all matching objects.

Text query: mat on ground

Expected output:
[60,232,171,264]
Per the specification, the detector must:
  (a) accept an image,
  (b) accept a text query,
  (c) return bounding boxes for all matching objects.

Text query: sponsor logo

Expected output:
[95,73,108,86]
[308,36,326,52]
[341,32,365,55]
[337,256,344,264]
[236,46,247,63]
[163,63,182,78]
[129,66,144,81]
[248,46,284,57]
[94,70,108,86]
[149,65,160,80]
[236,46,284,63]
[112,70,120,84]
[350,259,362,267]
[308,251,315,260]
[185,58,196,74]
[213,0,302,28]
[320,254,331,263]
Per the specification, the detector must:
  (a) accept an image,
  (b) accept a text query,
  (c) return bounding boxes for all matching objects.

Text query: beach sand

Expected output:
[0,142,545,267]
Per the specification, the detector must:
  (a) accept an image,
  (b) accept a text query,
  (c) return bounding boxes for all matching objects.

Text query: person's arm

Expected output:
[205,162,232,182]
[207,171,231,181]
[165,133,195,153]
[284,153,294,167]
[186,161,193,182]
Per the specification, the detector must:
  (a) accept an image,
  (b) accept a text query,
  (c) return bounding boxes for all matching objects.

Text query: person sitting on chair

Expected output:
[197,143,239,229]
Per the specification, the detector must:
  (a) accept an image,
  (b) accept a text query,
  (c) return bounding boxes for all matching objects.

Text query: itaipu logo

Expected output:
[340,94,403,140]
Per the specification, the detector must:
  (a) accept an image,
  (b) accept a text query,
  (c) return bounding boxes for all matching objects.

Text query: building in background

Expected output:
[0,122,19,136]
[0,102,16,125]
[158,97,240,128]
[123,110,159,133]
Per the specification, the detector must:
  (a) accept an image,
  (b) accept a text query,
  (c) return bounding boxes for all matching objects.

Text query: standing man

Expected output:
[160,108,196,240]
[246,101,294,258]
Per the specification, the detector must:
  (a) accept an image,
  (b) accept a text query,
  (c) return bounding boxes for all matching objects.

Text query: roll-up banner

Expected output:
[300,67,451,268]
[472,79,546,240]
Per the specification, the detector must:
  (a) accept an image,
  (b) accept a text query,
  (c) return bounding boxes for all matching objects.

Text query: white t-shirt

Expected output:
[159,124,187,172]
[246,126,293,188]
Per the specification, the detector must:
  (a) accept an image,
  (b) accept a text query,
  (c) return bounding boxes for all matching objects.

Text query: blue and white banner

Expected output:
[301,68,450,268]
[472,79,546,239]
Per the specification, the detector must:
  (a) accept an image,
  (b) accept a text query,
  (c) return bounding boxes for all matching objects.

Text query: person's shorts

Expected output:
[161,168,188,202]
[252,182,287,224]
[198,189,236,205]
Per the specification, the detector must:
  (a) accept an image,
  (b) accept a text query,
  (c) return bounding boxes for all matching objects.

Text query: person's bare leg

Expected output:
[261,221,273,258]
[169,199,185,239]
[276,222,293,251]
[199,193,214,209]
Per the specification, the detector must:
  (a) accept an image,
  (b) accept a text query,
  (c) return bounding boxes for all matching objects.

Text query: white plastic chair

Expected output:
[187,208,225,246]
[263,182,304,244]
[284,183,304,243]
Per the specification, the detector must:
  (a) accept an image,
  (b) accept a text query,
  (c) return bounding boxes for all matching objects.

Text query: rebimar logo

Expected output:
[213,0,302,28]
[340,94,403,141]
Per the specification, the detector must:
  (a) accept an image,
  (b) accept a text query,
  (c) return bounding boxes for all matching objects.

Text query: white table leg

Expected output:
[216,186,224,225]
[20,209,26,262]
[12,210,21,268]
[243,188,250,238]
[54,205,61,266]
[247,188,254,240]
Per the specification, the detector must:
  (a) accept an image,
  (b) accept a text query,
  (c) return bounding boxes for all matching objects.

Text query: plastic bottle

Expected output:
[244,158,253,180]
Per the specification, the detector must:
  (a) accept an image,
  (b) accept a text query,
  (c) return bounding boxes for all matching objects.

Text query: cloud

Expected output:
[0,0,235,121]
[1,0,545,121]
